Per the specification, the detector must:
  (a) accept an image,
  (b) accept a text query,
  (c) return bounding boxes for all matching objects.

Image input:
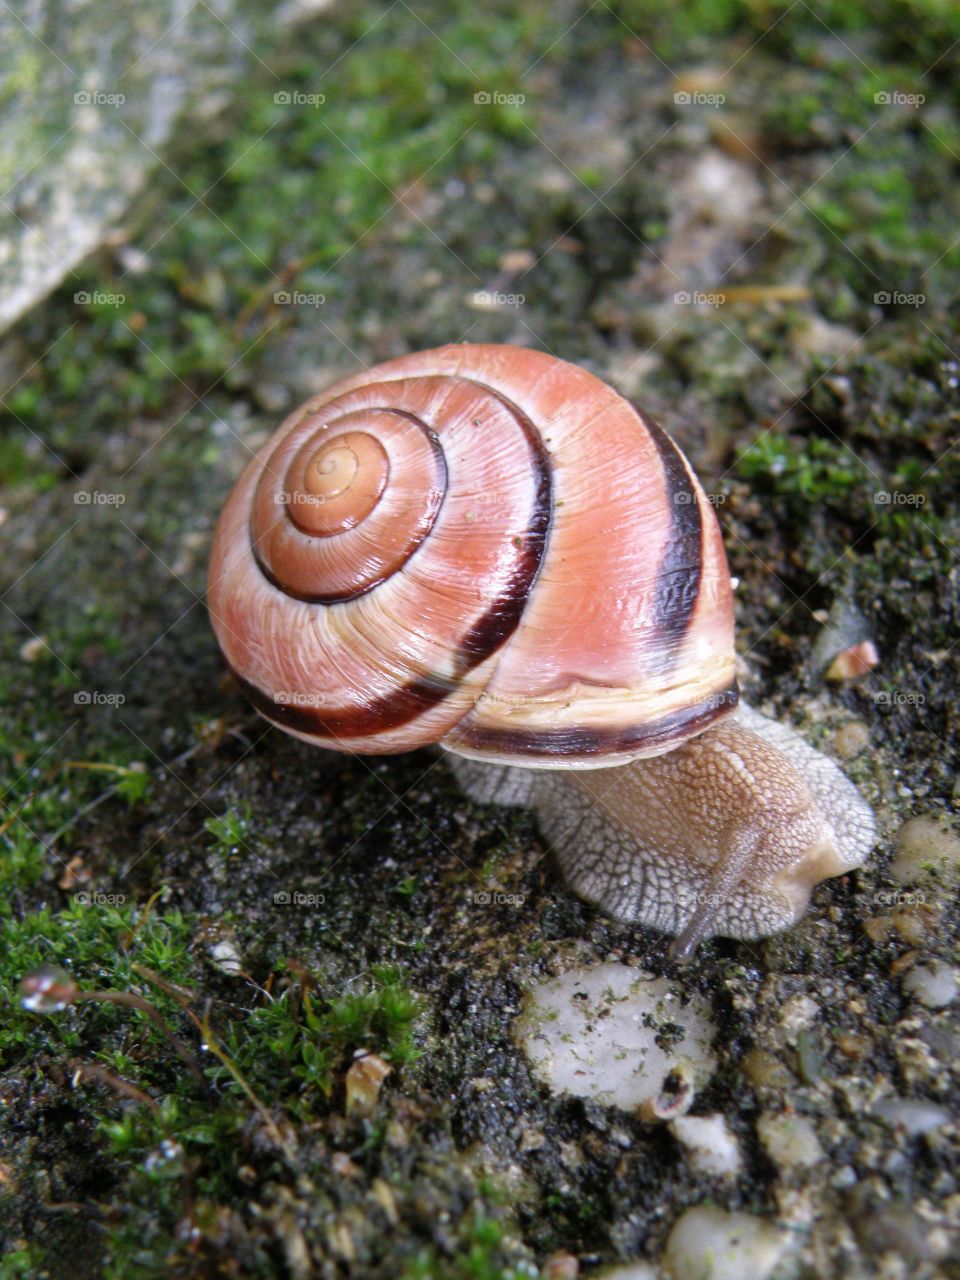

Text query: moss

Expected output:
[0,901,197,1065]
[2,0,547,462]
[2,0,959,1274]
[738,432,865,502]
[400,1208,532,1280]
[212,961,421,1114]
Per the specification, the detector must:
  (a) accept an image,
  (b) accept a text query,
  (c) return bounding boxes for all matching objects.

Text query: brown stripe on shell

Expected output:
[228,662,460,740]
[446,684,739,761]
[450,378,552,676]
[635,408,703,662]
[242,377,554,739]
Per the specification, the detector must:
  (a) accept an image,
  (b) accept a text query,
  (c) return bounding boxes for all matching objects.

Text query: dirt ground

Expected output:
[1,2,958,1277]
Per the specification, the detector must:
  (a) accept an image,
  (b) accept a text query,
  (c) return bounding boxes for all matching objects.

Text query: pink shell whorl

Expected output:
[208,344,737,765]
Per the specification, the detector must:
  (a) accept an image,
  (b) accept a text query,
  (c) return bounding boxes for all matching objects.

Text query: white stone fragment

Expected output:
[663,1206,788,1280]
[874,1097,954,1136]
[208,938,244,975]
[902,962,958,1009]
[669,1113,742,1177]
[778,994,820,1033]
[515,964,716,1117]
[593,1264,659,1280]
[757,1112,824,1170]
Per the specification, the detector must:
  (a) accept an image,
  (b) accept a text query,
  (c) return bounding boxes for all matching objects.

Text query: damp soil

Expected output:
[1,3,958,1278]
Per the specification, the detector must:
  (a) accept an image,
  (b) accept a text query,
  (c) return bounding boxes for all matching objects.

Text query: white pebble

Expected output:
[778,994,820,1034]
[874,1097,953,1136]
[757,1112,824,1170]
[890,814,960,885]
[208,939,244,975]
[669,1113,742,1177]
[902,962,958,1009]
[592,1265,658,1280]
[515,964,716,1117]
[663,1206,788,1280]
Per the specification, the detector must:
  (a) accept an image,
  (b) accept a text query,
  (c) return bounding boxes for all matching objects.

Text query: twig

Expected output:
[68,1059,158,1109]
[199,1005,297,1164]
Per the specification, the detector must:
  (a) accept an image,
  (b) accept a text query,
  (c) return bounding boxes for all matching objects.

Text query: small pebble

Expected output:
[825,640,880,682]
[779,994,820,1034]
[345,1051,392,1116]
[543,1252,580,1280]
[874,1097,953,1136]
[835,1032,872,1060]
[890,814,960,886]
[663,1206,787,1280]
[515,964,717,1118]
[743,1049,794,1090]
[208,939,244,976]
[331,1152,362,1179]
[891,907,933,947]
[499,248,536,273]
[902,961,958,1009]
[19,636,49,663]
[757,1112,824,1170]
[669,1113,742,1177]
[810,598,874,676]
[833,720,870,759]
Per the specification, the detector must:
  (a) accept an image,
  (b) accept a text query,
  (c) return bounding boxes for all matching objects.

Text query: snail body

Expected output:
[208,344,875,955]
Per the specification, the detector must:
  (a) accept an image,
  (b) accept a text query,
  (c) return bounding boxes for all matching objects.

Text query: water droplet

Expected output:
[20,963,78,1012]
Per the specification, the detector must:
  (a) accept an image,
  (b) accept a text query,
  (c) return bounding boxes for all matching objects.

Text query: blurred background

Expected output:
[1,2,958,1277]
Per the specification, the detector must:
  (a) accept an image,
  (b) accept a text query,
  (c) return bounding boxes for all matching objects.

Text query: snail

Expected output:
[208,344,875,958]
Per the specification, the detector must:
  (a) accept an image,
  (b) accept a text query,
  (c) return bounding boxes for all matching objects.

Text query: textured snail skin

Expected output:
[447,703,876,957]
[208,343,875,953]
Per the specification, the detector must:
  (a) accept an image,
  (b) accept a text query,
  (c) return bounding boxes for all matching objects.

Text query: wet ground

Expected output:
[1,2,958,1277]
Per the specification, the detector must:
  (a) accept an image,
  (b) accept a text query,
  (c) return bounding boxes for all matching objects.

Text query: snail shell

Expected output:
[209,343,875,954]
[209,344,736,766]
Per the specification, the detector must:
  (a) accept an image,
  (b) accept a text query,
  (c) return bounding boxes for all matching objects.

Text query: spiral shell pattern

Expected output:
[208,344,737,765]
